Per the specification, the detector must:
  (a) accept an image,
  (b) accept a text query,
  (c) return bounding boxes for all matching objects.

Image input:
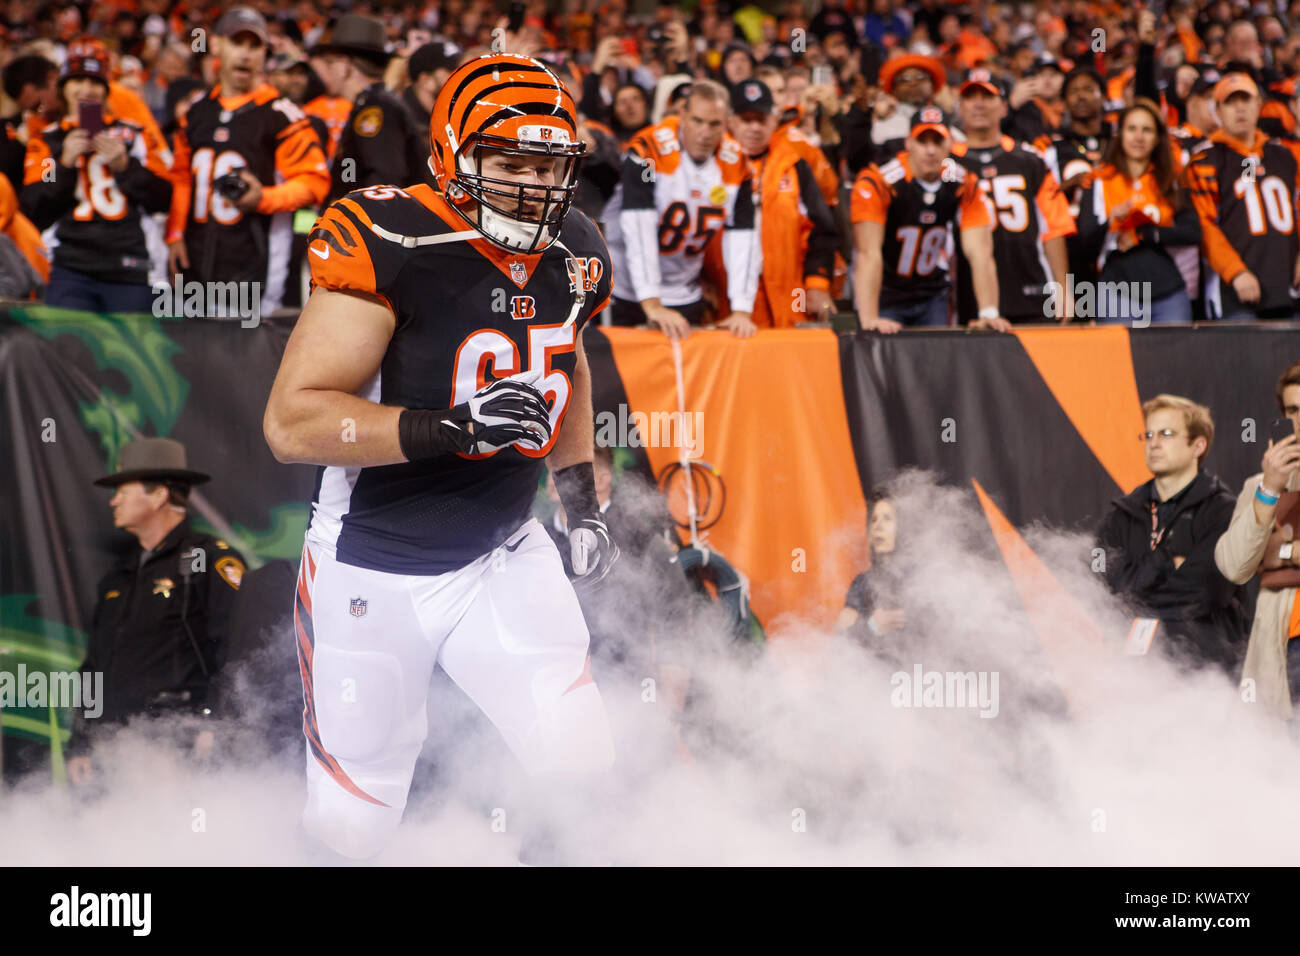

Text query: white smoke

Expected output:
[3,471,1295,865]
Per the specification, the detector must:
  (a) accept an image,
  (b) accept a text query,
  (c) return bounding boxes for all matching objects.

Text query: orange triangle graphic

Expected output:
[973,478,1108,716]
[1013,326,1149,493]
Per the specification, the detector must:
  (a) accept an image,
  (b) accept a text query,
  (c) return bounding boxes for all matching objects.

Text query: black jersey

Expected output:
[21,114,172,284]
[952,136,1076,320]
[326,82,429,205]
[850,152,994,308]
[1188,130,1300,318]
[168,83,328,311]
[305,184,613,574]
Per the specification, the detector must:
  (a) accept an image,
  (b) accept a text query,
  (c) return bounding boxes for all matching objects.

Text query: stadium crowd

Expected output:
[4,0,1300,798]
[3,0,1300,326]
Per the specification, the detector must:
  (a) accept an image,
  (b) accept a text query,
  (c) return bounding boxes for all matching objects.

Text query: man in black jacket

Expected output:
[311,14,428,204]
[66,438,246,786]
[1097,395,1250,672]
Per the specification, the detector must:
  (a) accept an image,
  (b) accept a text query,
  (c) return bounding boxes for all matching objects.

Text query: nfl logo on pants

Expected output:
[350,597,367,618]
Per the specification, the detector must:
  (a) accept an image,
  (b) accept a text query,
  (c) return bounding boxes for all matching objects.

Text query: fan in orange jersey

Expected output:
[851,106,1007,332]
[1075,99,1202,325]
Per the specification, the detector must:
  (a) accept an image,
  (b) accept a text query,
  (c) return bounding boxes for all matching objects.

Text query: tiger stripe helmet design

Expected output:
[62,37,112,88]
[429,53,586,253]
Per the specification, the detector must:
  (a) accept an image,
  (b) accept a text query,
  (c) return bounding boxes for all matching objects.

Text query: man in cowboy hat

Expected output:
[310,13,427,204]
[66,438,246,786]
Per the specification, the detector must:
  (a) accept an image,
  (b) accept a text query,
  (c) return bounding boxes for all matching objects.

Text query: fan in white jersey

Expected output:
[603,78,763,339]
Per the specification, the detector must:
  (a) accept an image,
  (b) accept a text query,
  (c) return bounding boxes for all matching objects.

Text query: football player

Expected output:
[1187,73,1300,320]
[263,53,617,861]
[21,42,172,312]
[952,69,1076,323]
[166,7,329,315]
[852,106,1009,332]
[603,79,762,339]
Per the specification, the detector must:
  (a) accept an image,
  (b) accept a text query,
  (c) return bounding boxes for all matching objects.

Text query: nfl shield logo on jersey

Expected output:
[510,261,527,284]
[350,597,368,618]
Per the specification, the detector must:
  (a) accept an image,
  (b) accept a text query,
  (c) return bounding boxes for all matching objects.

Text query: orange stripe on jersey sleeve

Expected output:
[21,129,51,186]
[258,118,329,215]
[850,167,889,224]
[1036,170,1077,240]
[165,122,193,243]
[957,172,993,230]
[307,203,384,304]
[139,118,173,183]
[1187,158,1248,283]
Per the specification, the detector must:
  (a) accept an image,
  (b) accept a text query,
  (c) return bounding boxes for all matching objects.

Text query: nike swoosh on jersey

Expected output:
[310,244,330,259]
[503,538,525,552]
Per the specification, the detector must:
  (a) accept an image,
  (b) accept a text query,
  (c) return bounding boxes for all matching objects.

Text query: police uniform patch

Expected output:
[215,556,245,589]
[354,106,384,138]
[709,184,727,204]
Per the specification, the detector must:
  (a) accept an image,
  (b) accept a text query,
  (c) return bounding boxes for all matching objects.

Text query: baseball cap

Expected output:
[960,67,1006,98]
[1188,67,1222,98]
[1214,72,1258,102]
[61,39,110,87]
[215,6,269,43]
[730,78,774,116]
[910,105,950,140]
[408,41,459,79]
[1025,53,1065,77]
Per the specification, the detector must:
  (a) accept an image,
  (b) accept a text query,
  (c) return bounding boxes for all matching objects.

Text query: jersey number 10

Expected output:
[1234,175,1295,236]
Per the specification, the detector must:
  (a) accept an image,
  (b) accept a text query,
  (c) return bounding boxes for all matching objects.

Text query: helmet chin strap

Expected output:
[477,201,554,251]
[454,152,560,252]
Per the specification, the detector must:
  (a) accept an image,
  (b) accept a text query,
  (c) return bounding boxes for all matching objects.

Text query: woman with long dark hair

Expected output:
[1075,97,1201,324]
[836,488,910,664]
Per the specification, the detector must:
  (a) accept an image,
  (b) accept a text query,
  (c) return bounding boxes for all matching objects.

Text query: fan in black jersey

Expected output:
[20,42,171,312]
[851,106,1008,332]
[166,7,328,315]
[1187,73,1300,321]
[953,69,1076,323]
[264,53,617,864]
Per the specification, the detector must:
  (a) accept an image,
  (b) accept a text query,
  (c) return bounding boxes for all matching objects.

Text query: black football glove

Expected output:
[400,369,553,460]
[554,462,620,589]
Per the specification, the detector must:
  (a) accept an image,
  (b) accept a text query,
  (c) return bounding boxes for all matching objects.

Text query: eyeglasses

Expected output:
[1140,428,1186,443]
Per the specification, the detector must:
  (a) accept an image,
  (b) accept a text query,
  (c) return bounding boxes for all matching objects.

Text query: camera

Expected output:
[213,166,250,202]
